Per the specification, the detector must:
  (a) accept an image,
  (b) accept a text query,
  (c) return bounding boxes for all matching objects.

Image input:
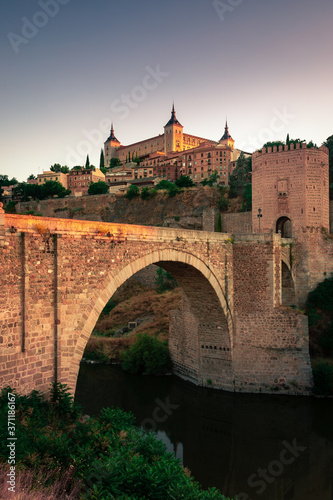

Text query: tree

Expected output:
[50,163,61,172]
[175,175,194,188]
[50,164,69,173]
[109,158,122,169]
[307,141,318,149]
[85,155,90,169]
[218,186,229,212]
[99,149,105,171]
[133,153,140,165]
[228,153,252,199]
[201,170,219,187]
[40,180,71,199]
[88,180,109,195]
[27,174,36,180]
[0,175,18,187]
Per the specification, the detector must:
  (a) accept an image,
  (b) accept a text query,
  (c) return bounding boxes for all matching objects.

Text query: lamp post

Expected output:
[257,208,262,233]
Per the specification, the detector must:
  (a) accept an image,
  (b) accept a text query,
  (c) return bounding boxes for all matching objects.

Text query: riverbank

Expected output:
[0,384,232,499]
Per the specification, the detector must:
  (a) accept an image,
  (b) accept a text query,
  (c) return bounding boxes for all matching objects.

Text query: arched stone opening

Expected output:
[281,260,296,306]
[276,216,292,238]
[67,250,232,395]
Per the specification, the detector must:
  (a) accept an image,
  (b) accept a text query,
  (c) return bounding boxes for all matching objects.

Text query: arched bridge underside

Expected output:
[0,215,313,396]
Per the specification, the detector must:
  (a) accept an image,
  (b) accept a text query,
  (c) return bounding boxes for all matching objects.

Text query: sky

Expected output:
[1,0,332,182]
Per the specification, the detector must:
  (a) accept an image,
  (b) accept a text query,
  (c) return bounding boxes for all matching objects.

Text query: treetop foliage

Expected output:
[50,163,69,173]
[13,180,70,201]
[87,180,109,195]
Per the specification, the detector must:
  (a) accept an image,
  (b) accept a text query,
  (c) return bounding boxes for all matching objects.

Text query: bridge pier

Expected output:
[0,214,314,397]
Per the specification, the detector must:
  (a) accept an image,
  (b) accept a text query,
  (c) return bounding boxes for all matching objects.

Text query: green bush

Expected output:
[175,175,194,188]
[88,180,109,195]
[0,384,233,499]
[155,267,177,292]
[4,201,17,213]
[100,298,117,316]
[125,184,139,199]
[121,333,172,375]
[313,362,333,395]
[155,179,174,190]
[140,186,156,200]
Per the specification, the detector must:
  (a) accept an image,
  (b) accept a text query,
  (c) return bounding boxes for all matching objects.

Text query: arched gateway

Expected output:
[0,214,313,396]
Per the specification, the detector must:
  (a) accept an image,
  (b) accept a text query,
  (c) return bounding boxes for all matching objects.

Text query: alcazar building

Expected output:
[104,105,249,184]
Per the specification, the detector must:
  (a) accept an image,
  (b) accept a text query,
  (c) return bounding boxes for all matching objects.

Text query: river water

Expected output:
[75,363,333,500]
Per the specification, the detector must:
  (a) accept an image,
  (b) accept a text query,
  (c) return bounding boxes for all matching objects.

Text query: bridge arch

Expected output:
[66,249,233,394]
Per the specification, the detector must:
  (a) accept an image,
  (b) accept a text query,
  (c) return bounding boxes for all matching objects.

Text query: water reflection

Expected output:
[75,363,333,500]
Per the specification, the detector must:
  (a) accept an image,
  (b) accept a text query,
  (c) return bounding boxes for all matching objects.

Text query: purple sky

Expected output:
[1,0,332,181]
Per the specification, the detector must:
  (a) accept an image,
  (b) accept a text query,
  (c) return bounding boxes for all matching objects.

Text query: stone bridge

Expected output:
[0,213,313,396]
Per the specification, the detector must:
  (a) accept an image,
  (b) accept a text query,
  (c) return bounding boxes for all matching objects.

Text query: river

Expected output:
[75,363,333,500]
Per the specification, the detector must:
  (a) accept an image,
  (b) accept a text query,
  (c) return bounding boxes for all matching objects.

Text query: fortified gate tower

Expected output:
[252,142,329,237]
[252,142,332,303]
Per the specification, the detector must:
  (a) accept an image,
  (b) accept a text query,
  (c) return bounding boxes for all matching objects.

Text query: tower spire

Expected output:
[165,102,182,127]
[106,122,119,143]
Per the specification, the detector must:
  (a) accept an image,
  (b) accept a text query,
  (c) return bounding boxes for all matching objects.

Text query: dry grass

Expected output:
[0,465,81,499]
[95,287,182,338]
[86,286,182,360]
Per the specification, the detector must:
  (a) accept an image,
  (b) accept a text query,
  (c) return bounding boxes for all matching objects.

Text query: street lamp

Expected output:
[257,208,262,233]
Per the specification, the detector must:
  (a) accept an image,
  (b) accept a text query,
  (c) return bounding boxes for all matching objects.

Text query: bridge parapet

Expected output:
[0,213,314,396]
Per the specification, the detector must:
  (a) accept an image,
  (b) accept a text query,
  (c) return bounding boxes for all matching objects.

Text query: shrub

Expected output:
[100,297,117,316]
[313,362,333,395]
[155,267,177,292]
[175,175,194,188]
[140,187,154,200]
[125,184,139,199]
[0,385,232,499]
[155,179,174,190]
[4,200,16,213]
[121,333,172,375]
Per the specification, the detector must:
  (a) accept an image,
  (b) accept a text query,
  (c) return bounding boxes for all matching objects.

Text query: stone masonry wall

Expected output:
[0,214,313,397]
[252,143,329,235]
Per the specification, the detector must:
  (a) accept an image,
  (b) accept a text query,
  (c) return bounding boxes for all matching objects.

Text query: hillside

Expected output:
[16,185,243,229]
[84,281,182,362]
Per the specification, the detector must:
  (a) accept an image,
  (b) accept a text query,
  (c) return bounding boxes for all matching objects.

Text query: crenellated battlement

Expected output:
[253,143,328,158]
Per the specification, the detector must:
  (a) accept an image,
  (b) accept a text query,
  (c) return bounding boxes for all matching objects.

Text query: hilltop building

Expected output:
[104,105,250,185]
[36,171,68,189]
[67,168,105,196]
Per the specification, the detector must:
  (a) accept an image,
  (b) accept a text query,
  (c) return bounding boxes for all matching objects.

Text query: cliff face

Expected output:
[16,186,220,230]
